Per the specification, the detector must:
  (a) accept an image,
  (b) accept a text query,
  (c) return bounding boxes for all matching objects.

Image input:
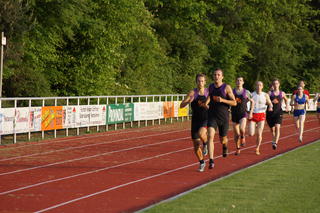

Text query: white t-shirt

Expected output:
[252,91,267,113]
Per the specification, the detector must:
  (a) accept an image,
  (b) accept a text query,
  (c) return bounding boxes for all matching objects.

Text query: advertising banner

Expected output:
[63,106,78,128]
[163,101,174,118]
[29,107,42,132]
[41,106,63,131]
[0,108,15,135]
[134,102,163,121]
[66,105,107,127]
[107,104,134,124]
[15,108,30,133]
[174,101,189,117]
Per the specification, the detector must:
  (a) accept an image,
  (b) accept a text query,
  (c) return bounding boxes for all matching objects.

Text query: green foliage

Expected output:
[0,0,319,97]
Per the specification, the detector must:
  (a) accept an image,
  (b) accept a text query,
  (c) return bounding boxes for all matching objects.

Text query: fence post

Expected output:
[13,99,17,143]
[28,99,31,141]
[54,98,57,138]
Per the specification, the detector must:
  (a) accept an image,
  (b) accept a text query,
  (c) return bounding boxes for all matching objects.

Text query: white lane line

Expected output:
[0,142,192,195]
[138,138,320,213]
[34,126,320,213]
[0,115,296,151]
[0,129,187,162]
[0,120,316,175]
[1,117,312,162]
[0,136,189,176]
[0,123,185,150]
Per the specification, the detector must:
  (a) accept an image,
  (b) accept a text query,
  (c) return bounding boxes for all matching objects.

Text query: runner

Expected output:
[266,79,290,150]
[249,81,273,155]
[315,92,320,124]
[292,80,310,97]
[206,69,236,169]
[231,77,254,155]
[291,86,309,143]
[180,73,209,172]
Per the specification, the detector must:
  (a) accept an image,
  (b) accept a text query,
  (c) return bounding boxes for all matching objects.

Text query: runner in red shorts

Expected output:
[249,81,273,155]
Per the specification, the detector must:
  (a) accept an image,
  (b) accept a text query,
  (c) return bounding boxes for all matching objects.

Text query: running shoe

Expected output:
[198,162,206,172]
[235,148,240,156]
[222,144,228,157]
[299,137,303,143]
[209,161,214,169]
[255,149,260,155]
[203,144,208,156]
[240,138,246,147]
[272,142,277,150]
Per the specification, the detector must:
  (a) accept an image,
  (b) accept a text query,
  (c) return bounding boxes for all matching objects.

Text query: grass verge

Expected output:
[143,140,320,213]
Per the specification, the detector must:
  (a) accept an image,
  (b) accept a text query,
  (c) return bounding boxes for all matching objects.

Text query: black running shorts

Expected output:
[207,117,229,137]
[266,112,283,128]
[191,120,207,139]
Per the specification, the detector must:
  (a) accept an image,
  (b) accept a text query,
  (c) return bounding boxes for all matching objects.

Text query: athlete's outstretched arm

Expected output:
[248,96,255,119]
[180,90,194,108]
[282,92,290,112]
[265,93,273,111]
[220,85,237,106]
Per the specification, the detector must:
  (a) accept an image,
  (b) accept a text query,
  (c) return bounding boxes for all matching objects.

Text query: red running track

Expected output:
[0,115,319,212]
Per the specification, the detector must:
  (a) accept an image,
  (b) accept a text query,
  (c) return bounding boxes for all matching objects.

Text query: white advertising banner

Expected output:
[29,107,42,132]
[0,108,15,135]
[15,108,30,133]
[77,105,107,127]
[134,102,164,121]
[63,106,78,128]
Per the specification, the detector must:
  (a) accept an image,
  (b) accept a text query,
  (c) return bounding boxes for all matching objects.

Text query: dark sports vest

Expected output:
[208,83,229,121]
[269,90,283,114]
[231,88,248,115]
[191,88,209,121]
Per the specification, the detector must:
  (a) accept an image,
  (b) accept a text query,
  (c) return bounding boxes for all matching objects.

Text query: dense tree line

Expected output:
[0,0,319,97]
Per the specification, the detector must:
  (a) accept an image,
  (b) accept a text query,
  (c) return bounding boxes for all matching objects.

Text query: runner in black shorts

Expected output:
[205,69,236,169]
[231,77,254,155]
[266,78,289,150]
[180,74,209,172]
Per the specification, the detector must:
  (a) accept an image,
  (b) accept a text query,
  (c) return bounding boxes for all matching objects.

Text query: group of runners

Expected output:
[180,68,319,172]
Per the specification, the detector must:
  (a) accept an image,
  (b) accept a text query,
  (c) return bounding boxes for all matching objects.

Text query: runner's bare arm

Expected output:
[219,85,236,106]
[180,90,194,108]
[266,93,273,111]
[290,95,296,111]
[306,96,310,109]
[282,92,290,112]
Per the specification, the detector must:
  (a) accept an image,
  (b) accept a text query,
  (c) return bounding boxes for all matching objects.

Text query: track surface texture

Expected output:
[0,114,319,213]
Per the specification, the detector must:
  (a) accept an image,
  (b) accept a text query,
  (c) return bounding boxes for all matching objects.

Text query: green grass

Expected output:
[143,141,320,213]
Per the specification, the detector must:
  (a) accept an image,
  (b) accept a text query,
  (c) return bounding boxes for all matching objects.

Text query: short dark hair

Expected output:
[214,68,224,76]
[272,78,280,83]
[195,73,206,82]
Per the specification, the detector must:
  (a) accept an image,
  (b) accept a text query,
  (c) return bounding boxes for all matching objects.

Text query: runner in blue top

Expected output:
[290,86,309,143]
[231,77,254,155]
[180,73,209,172]
[266,79,289,150]
[205,69,236,169]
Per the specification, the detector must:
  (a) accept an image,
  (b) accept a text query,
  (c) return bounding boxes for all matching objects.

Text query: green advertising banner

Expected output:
[106,103,134,124]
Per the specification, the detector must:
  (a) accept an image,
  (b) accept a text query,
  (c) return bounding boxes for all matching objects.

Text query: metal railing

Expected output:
[0,94,189,144]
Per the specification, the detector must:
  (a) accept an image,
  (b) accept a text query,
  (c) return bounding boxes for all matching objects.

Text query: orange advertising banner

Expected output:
[41,106,64,131]
[163,101,174,118]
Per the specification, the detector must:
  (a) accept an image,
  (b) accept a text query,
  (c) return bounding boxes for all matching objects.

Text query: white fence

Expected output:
[0,95,189,144]
[0,93,317,144]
